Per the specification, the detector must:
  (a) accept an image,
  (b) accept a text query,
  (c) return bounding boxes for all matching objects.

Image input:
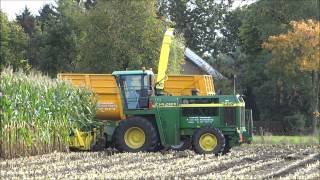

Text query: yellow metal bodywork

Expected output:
[124,127,146,149]
[58,74,215,121]
[156,28,175,90]
[69,129,97,150]
[160,75,215,96]
[58,74,126,120]
[199,133,217,152]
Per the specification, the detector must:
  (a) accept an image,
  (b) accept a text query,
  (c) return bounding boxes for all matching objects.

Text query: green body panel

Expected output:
[149,95,246,147]
[153,96,181,146]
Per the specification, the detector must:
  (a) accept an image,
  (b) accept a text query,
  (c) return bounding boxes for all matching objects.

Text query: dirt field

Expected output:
[0,144,319,179]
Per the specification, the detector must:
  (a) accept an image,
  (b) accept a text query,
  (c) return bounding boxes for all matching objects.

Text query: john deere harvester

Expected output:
[58,29,253,154]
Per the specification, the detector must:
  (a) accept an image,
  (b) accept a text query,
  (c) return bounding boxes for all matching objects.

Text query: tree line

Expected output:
[0,0,319,134]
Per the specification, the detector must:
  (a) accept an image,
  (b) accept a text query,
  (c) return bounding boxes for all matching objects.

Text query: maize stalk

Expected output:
[0,68,96,159]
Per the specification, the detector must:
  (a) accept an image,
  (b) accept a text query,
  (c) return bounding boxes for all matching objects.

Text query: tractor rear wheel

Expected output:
[192,127,225,154]
[113,117,158,152]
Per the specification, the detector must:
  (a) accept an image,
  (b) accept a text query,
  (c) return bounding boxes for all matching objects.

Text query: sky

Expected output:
[0,0,255,21]
[0,0,56,20]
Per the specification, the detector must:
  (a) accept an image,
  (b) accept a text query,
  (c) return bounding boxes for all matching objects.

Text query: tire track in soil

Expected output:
[143,152,248,177]
[221,158,283,176]
[261,153,320,179]
[230,150,315,178]
[159,149,256,176]
[176,156,264,178]
[157,148,271,178]
[174,149,288,178]
[278,161,320,180]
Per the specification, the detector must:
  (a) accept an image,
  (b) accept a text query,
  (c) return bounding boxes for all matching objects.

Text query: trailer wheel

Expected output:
[113,117,158,152]
[192,127,225,154]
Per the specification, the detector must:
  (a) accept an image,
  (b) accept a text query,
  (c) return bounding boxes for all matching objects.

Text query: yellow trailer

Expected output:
[58,73,215,121]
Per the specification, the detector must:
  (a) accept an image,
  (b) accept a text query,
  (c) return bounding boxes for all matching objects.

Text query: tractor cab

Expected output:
[112,70,154,110]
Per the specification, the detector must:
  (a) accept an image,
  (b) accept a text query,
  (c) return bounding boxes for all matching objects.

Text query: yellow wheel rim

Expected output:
[124,127,145,149]
[199,133,217,152]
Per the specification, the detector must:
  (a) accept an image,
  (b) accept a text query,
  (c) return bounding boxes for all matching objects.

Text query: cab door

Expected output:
[118,74,152,110]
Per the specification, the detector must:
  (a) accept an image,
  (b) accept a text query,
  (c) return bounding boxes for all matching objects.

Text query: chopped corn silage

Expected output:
[0,68,96,159]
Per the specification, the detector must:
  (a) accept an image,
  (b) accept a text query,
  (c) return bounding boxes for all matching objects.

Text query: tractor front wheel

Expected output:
[192,127,225,154]
[113,117,158,152]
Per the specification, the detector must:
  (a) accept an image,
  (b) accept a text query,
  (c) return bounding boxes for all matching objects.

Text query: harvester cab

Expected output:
[112,70,154,110]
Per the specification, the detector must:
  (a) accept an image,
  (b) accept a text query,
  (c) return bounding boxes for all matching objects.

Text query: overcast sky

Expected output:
[0,0,255,21]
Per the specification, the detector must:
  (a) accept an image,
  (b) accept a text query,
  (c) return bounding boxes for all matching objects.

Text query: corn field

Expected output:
[0,68,96,159]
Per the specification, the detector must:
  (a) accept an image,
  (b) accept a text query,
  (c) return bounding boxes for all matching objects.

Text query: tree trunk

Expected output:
[311,71,319,135]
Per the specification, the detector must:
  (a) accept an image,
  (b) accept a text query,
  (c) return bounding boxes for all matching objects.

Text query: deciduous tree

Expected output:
[263,20,320,134]
[0,11,29,71]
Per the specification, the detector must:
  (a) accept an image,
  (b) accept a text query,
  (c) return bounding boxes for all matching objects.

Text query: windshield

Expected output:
[118,75,151,109]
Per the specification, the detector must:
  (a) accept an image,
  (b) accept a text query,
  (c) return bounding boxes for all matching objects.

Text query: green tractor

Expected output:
[62,28,253,154]
[104,69,253,154]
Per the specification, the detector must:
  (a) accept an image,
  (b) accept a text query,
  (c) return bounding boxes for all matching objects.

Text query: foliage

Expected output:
[16,7,36,36]
[263,19,320,134]
[167,34,185,74]
[35,3,80,76]
[157,0,234,57]
[15,7,39,68]
[232,0,320,128]
[74,0,167,73]
[0,12,29,71]
[2,0,172,76]
[263,20,320,73]
[0,68,96,159]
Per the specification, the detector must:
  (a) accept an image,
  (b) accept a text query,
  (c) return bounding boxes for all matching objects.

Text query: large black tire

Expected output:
[192,127,225,154]
[91,136,107,151]
[113,117,158,152]
[171,136,191,151]
[222,136,231,155]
